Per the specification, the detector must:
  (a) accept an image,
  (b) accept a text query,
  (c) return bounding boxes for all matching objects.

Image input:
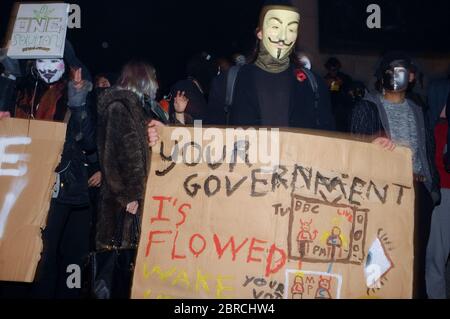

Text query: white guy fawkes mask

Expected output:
[36,59,65,84]
[260,9,300,60]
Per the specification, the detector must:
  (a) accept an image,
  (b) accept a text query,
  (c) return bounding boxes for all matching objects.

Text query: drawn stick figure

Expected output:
[297,219,318,257]
[291,275,304,299]
[326,226,343,260]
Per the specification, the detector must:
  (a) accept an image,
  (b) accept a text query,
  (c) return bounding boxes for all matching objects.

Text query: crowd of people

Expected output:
[0,2,449,299]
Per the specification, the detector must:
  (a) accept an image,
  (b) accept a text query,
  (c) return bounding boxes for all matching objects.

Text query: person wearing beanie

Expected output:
[227,0,335,130]
[350,52,441,299]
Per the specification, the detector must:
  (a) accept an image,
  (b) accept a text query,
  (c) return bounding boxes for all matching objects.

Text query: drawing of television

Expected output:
[288,194,368,265]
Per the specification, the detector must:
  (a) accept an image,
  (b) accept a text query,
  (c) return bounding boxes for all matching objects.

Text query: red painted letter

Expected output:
[146,230,172,257]
[247,238,267,263]
[265,244,287,277]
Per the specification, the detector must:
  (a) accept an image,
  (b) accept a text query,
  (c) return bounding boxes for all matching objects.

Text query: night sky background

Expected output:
[0,0,264,92]
[1,0,450,93]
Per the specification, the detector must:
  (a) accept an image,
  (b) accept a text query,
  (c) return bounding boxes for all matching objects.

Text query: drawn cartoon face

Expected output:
[294,275,304,285]
[318,276,331,290]
[332,227,341,236]
[300,219,312,232]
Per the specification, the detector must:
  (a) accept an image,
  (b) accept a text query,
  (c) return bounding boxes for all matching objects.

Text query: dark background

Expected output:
[1,0,450,92]
[319,0,450,54]
[0,0,263,92]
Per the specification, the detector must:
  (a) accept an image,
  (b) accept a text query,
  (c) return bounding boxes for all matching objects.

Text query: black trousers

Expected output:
[32,200,92,299]
[413,181,434,299]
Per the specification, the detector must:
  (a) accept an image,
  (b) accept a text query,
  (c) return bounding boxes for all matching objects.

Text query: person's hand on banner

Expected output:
[68,67,93,107]
[372,137,396,151]
[88,171,102,188]
[148,119,164,147]
[0,111,11,119]
[126,201,139,215]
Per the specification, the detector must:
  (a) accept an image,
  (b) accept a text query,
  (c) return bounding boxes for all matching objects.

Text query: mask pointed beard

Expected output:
[260,8,300,61]
[35,59,65,84]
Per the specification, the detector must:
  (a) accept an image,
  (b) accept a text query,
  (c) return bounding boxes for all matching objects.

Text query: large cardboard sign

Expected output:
[132,127,415,299]
[0,118,66,282]
[7,3,70,59]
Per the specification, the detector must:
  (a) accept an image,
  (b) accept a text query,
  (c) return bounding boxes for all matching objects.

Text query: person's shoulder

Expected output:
[99,88,138,115]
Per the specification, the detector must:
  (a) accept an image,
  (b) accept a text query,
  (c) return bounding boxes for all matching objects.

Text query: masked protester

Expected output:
[14,58,68,121]
[425,78,450,299]
[350,52,441,299]
[32,66,101,299]
[0,41,101,299]
[228,0,335,130]
[146,0,335,146]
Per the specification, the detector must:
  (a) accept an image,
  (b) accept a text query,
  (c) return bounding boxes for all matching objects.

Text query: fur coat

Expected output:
[96,88,150,250]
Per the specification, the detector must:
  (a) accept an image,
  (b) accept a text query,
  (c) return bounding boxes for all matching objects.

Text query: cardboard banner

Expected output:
[0,118,66,282]
[132,127,415,299]
[7,3,70,59]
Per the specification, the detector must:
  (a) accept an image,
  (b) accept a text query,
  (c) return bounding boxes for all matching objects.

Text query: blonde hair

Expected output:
[117,61,159,101]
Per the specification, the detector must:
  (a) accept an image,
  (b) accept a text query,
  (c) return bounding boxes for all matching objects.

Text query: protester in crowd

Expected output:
[324,57,353,132]
[426,77,450,299]
[95,61,157,298]
[32,66,100,299]
[347,81,367,105]
[168,52,217,124]
[228,1,335,130]
[95,73,112,89]
[350,52,441,299]
[0,41,101,299]
[0,42,91,122]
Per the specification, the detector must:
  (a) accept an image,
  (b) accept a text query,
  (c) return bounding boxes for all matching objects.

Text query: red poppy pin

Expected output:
[295,69,307,82]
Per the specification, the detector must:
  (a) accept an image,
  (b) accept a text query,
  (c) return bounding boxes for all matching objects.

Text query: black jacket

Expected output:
[350,92,441,203]
[229,64,335,131]
[54,94,99,206]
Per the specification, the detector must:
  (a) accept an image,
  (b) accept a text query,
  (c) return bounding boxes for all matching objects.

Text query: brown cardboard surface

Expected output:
[0,118,66,282]
[132,126,414,299]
